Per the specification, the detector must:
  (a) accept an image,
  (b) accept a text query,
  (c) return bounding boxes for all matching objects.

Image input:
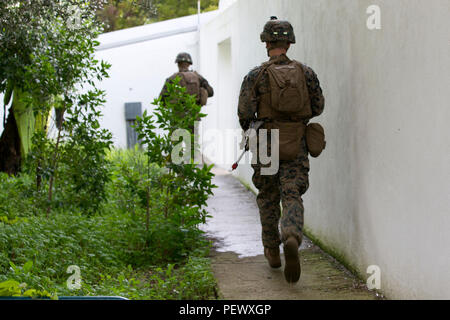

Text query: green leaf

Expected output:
[9,261,18,273]
[23,289,37,297]
[23,260,33,273]
[0,280,21,296]
[3,81,13,106]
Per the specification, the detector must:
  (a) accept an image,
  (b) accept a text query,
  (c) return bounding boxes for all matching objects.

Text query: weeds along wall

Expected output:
[199,0,450,299]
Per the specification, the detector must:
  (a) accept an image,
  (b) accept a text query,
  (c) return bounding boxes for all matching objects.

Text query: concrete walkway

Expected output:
[202,166,381,300]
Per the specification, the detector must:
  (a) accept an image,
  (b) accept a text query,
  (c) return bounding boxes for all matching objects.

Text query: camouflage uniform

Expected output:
[159,52,214,104]
[159,53,214,160]
[237,53,325,249]
[159,70,214,102]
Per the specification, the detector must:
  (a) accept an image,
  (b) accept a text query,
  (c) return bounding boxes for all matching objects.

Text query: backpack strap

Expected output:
[251,60,277,95]
[250,60,281,122]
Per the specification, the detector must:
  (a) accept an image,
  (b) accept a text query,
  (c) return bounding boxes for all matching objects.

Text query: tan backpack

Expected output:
[256,60,318,160]
[265,61,312,119]
[176,71,207,105]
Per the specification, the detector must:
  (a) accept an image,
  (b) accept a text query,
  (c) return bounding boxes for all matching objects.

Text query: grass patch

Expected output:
[0,149,218,300]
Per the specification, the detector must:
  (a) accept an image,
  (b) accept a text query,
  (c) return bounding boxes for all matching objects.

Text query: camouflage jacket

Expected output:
[159,69,214,100]
[237,54,324,131]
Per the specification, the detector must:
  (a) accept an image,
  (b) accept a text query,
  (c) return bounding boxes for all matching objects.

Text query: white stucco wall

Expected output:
[198,0,450,299]
[218,0,238,10]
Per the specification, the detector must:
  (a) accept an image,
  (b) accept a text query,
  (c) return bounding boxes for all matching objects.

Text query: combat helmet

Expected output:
[260,16,296,44]
[175,52,193,64]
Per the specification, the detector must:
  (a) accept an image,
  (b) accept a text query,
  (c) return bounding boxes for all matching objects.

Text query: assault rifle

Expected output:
[231,120,265,171]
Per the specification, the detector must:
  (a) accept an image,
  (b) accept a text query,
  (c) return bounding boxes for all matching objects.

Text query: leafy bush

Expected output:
[0,279,54,299]
[54,98,113,214]
[134,77,216,231]
[24,92,113,215]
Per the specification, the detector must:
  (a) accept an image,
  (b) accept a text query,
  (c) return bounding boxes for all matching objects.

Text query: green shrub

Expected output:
[133,78,216,231]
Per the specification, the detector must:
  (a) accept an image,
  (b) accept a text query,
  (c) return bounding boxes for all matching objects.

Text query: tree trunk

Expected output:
[0,107,21,175]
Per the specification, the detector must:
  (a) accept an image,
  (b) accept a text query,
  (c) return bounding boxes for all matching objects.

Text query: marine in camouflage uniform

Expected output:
[160,53,214,161]
[237,17,325,283]
[159,52,214,105]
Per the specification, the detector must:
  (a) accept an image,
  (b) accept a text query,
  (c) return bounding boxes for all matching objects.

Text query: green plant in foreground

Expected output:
[0,260,57,299]
[133,78,216,233]
[0,280,54,299]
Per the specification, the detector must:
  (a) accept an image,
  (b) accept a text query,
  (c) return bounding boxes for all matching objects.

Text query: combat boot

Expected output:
[283,237,301,283]
[264,247,281,268]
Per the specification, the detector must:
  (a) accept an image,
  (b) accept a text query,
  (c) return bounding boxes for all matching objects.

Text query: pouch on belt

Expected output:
[305,123,326,158]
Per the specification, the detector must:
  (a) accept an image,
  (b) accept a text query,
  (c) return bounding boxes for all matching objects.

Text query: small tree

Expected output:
[133,78,216,235]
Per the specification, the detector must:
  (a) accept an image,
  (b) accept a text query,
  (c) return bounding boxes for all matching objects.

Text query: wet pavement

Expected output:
[201,166,380,300]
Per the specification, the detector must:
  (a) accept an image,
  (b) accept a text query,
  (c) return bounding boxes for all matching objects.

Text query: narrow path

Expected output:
[202,166,380,300]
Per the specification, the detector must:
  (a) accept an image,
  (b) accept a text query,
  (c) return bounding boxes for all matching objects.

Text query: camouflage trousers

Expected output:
[252,143,310,249]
